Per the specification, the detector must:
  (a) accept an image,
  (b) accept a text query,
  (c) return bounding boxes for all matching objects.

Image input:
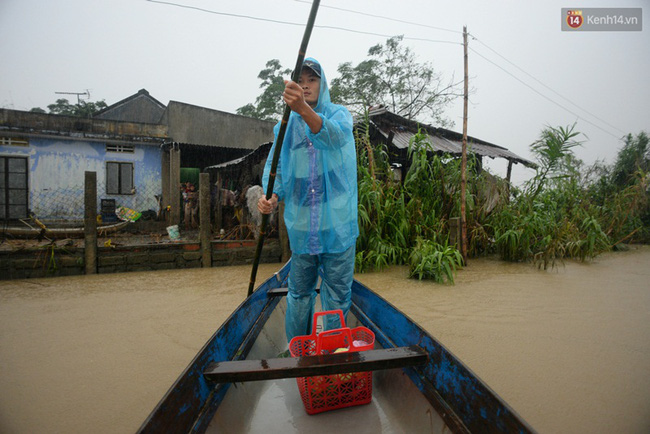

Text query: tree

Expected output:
[527,123,583,200]
[330,36,460,126]
[30,98,107,118]
[236,59,291,122]
[585,131,650,243]
[611,131,649,188]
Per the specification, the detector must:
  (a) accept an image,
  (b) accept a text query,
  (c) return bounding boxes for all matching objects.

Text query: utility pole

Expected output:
[460,26,469,263]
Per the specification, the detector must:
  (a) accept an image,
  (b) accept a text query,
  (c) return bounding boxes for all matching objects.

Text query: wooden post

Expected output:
[199,173,212,267]
[240,194,249,239]
[215,174,223,233]
[449,217,460,248]
[170,144,181,226]
[161,145,170,221]
[84,171,97,274]
[505,160,513,202]
[460,26,469,263]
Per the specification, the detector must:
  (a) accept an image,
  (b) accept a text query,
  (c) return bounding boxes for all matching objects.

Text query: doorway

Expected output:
[0,156,29,220]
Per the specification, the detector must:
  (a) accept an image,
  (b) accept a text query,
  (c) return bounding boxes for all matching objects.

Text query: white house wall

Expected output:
[0,138,162,221]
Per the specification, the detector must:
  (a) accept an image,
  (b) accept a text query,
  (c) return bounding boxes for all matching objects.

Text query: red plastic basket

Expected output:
[289,310,375,415]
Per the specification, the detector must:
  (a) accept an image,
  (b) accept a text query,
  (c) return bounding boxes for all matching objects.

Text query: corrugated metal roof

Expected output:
[204,142,272,170]
[367,107,535,167]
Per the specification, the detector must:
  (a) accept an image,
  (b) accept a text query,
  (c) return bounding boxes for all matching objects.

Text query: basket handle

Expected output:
[315,327,353,354]
[311,310,346,336]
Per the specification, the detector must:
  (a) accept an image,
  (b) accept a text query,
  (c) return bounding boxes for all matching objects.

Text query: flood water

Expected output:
[1,246,649,433]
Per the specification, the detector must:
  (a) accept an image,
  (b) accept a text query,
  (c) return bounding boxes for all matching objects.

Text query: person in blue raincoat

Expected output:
[258,58,358,343]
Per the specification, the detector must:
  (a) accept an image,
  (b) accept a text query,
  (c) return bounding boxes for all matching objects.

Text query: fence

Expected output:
[30,180,162,223]
[7,171,285,249]
[1,171,289,277]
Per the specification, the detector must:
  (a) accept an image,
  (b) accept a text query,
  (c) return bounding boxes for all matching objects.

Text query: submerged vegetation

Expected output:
[355,123,649,282]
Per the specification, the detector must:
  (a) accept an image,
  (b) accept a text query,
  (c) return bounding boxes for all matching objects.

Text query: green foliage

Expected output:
[239,37,458,127]
[355,121,649,283]
[236,59,291,122]
[527,123,582,200]
[408,238,463,283]
[330,36,459,126]
[589,170,649,244]
[611,132,649,188]
[484,124,639,267]
[30,98,107,118]
[566,217,610,261]
[489,178,611,269]
[355,128,411,273]
[355,128,465,278]
[583,131,649,243]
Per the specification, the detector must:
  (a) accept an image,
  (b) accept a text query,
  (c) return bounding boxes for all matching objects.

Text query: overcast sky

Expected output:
[1,0,648,184]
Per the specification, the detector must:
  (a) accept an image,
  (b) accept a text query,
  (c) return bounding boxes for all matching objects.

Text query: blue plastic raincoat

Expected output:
[262,58,359,341]
[262,58,358,256]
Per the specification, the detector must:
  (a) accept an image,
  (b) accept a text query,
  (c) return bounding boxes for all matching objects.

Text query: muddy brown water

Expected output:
[1,246,649,433]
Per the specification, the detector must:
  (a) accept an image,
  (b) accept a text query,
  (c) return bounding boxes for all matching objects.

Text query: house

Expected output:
[362,107,535,184]
[1,90,532,226]
[94,88,166,124]
[199,107,537,219]
[0,109,167,221]
[96,90,275,224]
[204,142,273,192]
[0,89,275,224]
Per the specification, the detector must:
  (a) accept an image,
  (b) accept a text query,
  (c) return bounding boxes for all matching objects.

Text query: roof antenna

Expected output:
[54,90,90,105]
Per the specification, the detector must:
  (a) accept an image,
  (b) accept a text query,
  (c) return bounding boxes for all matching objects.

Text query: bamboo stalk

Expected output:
[248,0,321,297]
[611,227,641,247]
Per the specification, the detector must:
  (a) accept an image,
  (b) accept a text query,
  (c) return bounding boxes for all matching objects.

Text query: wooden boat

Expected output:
[0,220,128,238]
[138,262,535,433]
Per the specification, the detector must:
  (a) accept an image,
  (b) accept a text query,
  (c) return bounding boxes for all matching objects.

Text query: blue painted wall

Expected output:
[0,138,162,220]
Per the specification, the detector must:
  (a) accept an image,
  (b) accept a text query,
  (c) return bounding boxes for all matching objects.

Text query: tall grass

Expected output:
[355,129,465,279]
[355,121,410,272]
[355,122,648,282]
[486,126,611,267]
[408,238,463,283]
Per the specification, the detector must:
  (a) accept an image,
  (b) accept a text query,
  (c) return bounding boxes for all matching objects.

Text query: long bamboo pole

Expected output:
[247,0,321,297]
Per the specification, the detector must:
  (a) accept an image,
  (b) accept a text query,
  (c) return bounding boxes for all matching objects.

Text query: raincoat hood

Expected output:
[302,57,330,114]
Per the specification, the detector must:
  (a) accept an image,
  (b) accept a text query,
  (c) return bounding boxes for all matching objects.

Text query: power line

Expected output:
[469,34,627,135]
[311,25,459,45]
[468,46,623,141]
[147,0,625,140]
[146,0,460,45]
[294,0,625,138]
[146,0,310,26]
[293,0,462,35]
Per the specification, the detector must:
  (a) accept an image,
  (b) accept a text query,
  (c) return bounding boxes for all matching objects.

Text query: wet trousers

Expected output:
[285,244,356,342]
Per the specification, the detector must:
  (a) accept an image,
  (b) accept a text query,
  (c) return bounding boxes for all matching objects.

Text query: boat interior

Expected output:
[206,297,450,433]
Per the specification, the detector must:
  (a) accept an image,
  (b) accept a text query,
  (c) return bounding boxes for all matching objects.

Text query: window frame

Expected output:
[0,155,29,220]
[105,161,134,195]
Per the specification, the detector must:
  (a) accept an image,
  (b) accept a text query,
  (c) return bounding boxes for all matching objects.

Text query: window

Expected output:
[106,143,135,153]
[106,162,134,195]
[0,156,28,219]
[0,137,29,147]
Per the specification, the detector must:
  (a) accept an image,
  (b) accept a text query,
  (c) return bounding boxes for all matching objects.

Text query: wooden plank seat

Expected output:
[203,345,427,383]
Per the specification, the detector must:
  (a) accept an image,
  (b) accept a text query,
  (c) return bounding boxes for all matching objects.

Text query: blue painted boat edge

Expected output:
[137,263,290,434]
[351,279,536,434]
